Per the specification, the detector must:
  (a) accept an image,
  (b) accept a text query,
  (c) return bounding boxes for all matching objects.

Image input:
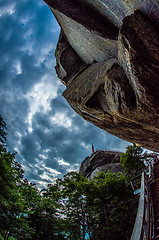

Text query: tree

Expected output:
[120,144,145,177]
[0,115,64,240]
[0,115,139,240]
[0,116,35,239]
[54,172,90,240]
[0,114,7,144]
[83,171,138,240]
[28,185,64,240]
[0,144,36,239]
[48,171,138,240]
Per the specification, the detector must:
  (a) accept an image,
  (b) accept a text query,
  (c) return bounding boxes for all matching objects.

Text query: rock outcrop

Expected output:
[44,0,159,152]
[79,150,123,179]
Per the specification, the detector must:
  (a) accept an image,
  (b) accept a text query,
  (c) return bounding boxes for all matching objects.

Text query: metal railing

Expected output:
[130,171,154,240]
[130,172,145,240]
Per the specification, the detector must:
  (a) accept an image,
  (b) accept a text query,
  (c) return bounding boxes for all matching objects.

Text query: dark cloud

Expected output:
[0,0,129,188]
[21,133,40,164]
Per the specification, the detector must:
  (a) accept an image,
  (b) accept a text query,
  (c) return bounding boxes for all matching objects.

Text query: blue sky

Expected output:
[0,0,129,188]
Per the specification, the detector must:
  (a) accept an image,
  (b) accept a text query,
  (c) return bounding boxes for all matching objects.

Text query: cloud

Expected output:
[0,0,129,189]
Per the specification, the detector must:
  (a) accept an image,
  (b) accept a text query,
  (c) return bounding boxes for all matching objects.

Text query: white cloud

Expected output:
[0,4,15,17]
[39,154,47,160]
[39,165,62,186]
[58,159,70,166]
[35,44,57,66]
[25,74,60,132]
[40,172,53,181]
[43,149,51,153]
[33,180,49,189]
[15,61,22,75]
[81,142,90,150]
[50,112,72,128]
[67,163,80,173]
[19,16,31,25]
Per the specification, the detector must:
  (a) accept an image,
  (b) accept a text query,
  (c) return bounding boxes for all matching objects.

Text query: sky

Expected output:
[0,0,129,189]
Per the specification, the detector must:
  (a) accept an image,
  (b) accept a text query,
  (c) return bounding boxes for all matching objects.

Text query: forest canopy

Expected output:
[0,115,146,240]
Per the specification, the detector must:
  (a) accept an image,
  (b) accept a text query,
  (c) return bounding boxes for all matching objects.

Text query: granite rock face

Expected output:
[44,0,159,152]
[79,150,123,179]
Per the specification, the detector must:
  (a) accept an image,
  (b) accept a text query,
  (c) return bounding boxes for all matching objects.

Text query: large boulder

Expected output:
[44,0,159,152]
[79,150,123,179]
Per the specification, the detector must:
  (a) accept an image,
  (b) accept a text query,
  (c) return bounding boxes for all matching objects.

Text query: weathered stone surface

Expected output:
[118,12,159,110]
[55,30,87,84]
[78,0,159,29]
[79,150,123,178]
[44,0,118,64]
[44,0,159,152]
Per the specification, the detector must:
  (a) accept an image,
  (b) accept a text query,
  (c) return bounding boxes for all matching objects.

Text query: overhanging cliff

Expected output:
[44,0,159,152]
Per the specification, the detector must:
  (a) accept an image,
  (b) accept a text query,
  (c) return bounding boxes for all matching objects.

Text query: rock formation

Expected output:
[44,0,159,152]
[79,150,123,179]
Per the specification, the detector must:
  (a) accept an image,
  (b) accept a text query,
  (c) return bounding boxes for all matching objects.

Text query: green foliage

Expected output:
[0,115,138,240]
[42,171,137,240]
[0,114,7,144]
[58,172,89,240]
[0,144,35,239]
[83,171,137,240]
[0,115,66,240]
[0,147,64,240]
[120,144,145,177]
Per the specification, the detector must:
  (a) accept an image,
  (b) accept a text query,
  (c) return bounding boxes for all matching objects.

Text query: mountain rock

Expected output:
[44,0,159,152]
[79,150,123,179]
